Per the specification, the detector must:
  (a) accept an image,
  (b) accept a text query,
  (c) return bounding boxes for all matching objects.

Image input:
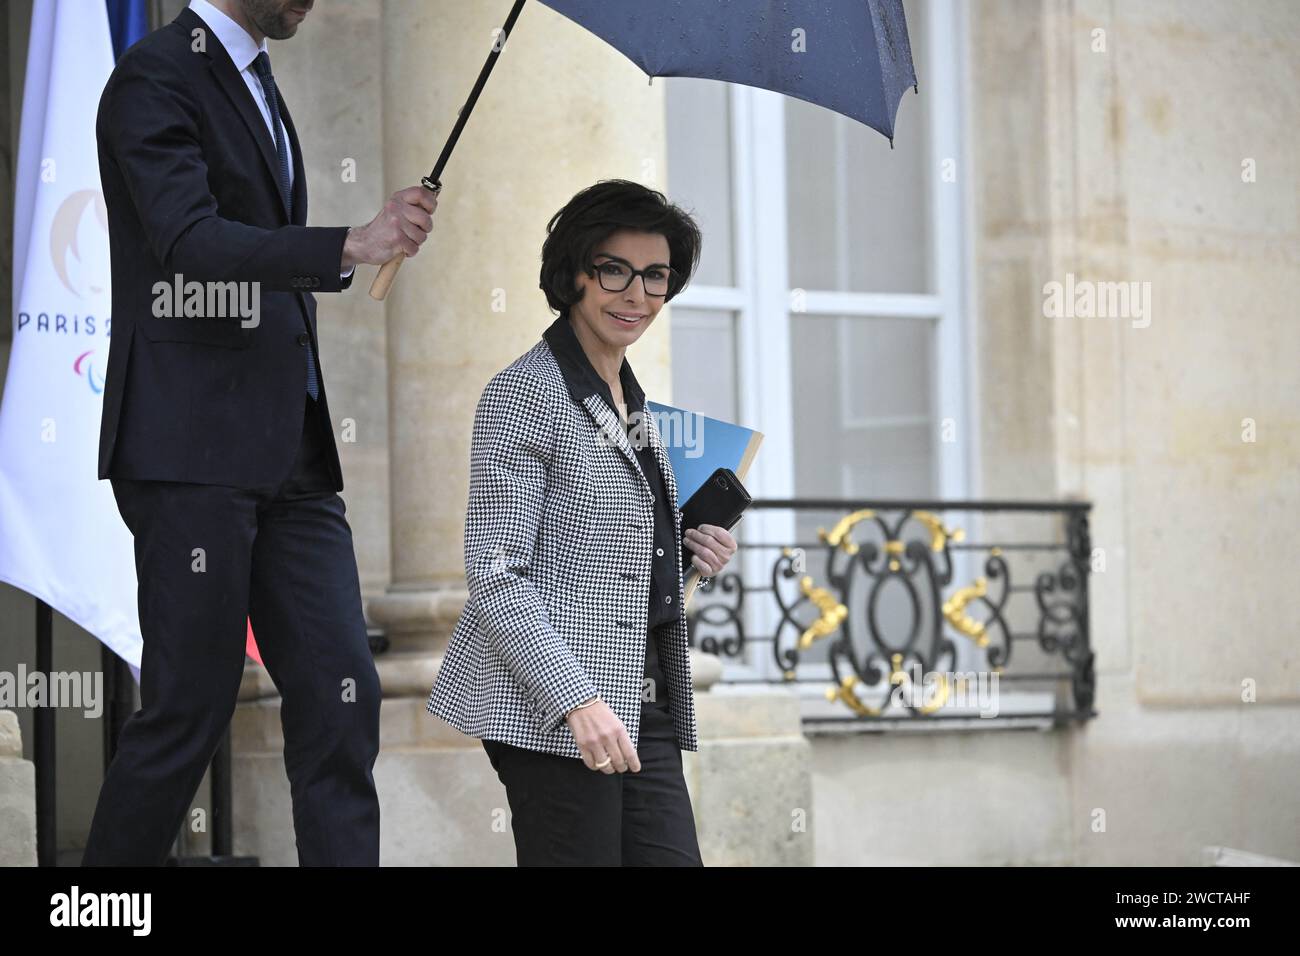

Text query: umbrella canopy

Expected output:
[371,0,918,298]
[540,0,917,143]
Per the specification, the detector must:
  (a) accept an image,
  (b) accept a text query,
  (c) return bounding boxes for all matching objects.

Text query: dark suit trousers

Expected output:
[481,691,703,867]
[82,397,381,866]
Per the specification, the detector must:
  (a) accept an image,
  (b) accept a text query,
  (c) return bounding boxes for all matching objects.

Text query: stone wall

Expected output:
[0,710,36,866]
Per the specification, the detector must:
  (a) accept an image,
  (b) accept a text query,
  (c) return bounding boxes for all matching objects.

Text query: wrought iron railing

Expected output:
[687,498,1096,728]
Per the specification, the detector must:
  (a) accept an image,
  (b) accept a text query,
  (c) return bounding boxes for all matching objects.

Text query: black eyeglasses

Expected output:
[592,258,677,297]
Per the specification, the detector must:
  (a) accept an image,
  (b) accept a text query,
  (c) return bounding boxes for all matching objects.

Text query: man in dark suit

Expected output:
[85,0,436,865]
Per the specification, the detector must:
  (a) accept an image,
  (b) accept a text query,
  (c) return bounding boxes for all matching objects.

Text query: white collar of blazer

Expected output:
[542,314,677,509]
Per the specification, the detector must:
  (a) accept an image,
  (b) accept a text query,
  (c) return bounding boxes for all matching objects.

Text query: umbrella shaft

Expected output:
[425,0,529,188]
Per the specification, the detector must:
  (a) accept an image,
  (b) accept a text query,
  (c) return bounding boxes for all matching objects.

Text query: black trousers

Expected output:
[482,699,703,866]
[82,396,381,866]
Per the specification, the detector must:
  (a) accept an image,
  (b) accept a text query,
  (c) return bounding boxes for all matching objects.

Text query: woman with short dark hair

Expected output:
[427,179,737,866]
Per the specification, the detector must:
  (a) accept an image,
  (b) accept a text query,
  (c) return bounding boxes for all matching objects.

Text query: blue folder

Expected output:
[645,402,762,605]
[645,401,763,504]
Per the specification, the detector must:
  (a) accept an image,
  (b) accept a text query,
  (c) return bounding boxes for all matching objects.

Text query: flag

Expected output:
[0,0,147,673]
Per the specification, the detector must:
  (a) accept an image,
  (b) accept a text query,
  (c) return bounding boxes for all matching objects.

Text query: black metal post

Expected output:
[34,599,55,867]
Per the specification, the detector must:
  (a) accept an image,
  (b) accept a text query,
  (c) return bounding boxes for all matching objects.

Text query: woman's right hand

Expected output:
[566,697,641,774]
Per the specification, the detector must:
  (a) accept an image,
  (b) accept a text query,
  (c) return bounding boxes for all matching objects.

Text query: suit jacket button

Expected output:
[296,333,309,346]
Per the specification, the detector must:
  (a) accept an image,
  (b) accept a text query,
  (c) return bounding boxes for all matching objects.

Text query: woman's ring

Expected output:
[594,756,612,769]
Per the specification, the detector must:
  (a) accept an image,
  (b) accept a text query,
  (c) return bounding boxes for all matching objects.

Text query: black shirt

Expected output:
[543,315,678,709]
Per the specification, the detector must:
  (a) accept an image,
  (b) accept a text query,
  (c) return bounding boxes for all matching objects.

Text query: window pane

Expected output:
[665,78,735,287]
[785,0,932,294]
[790,313,935,503]
[839,425,934,498]
[841,315,932,423]
[667,308,739,423]
[789,310,936,674]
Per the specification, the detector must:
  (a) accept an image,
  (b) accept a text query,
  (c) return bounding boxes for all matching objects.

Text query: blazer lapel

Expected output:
[182,7,291,225]
[581,394,647,488]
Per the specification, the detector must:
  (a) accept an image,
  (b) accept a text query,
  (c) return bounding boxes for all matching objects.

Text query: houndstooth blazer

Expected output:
[425,327,698,759]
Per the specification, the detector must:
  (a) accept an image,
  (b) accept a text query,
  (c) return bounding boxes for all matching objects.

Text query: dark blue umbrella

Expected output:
[372,0,917,298]
[542,0,917,143]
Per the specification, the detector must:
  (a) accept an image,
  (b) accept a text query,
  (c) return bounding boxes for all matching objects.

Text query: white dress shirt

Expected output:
[188,0,353,279]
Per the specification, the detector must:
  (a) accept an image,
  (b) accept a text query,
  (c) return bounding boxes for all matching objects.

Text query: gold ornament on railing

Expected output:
[910,510,965,552]
[890,650,951,714]
[826,674,882,716]
[827,652,951,715]
[797,576,848,650]
[942,577,989,647]
[812,508,974,715]
[819,509,965,567]
[818,509,876,554]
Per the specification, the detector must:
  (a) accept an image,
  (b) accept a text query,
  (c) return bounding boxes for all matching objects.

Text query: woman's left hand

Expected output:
[684,524,738,577]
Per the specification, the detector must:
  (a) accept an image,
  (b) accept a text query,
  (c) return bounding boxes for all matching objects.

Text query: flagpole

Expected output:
[34,599,55,867]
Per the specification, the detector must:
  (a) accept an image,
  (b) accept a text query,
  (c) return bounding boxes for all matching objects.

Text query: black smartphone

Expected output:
[680,467,751,576]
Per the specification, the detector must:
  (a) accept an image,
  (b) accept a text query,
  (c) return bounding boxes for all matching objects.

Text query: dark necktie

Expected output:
[252,51,319,401]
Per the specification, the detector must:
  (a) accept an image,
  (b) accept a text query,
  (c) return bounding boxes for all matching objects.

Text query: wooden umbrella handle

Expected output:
[369,176,441,301]
[369,254,405,301]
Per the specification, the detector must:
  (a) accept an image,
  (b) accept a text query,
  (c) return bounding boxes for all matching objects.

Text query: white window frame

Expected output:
[670,0,979,687]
